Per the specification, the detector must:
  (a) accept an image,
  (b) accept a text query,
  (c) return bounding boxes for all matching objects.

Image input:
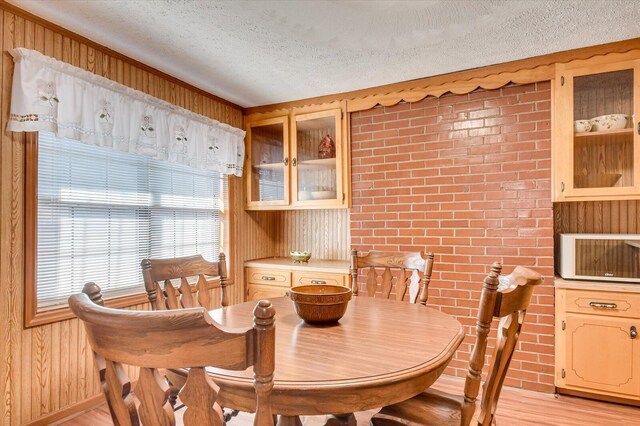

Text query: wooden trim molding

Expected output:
[346,64,554,112]
[26,292,149,328]
[557,387,640,407]
[24,131,39,327]
[26,278,231,328]
[245,37,640,115]
[22,393,105,426]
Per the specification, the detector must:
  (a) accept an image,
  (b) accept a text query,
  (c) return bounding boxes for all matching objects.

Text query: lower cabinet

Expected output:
[247,283,290,301]
[556,285,640,403]
[246,266,349,301]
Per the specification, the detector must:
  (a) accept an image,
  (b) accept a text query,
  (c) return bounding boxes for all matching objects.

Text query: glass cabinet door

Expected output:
[291,109,342,205]
[565,64,639,196]
[246,116,289,206]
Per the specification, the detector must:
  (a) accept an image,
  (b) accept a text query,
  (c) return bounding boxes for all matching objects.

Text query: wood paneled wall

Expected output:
[276,209,350,260]
[554,200,640,235]
[553,201,640,278]
[0,5,268,424]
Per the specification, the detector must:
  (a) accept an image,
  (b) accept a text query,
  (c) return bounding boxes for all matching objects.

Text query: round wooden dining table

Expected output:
[207,296,465,425]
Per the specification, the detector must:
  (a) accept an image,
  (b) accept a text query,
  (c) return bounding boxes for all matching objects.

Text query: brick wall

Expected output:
[350,82,555,392]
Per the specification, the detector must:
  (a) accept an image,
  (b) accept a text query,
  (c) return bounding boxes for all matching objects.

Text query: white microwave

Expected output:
[557,234,640,283]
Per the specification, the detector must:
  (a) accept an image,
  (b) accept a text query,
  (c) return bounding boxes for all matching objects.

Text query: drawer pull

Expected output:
[589,302,617,309]
[261,276,276,281]
[311,280,327,285]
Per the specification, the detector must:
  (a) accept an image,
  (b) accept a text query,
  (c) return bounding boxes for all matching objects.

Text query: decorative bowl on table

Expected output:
[589,114,628,131]
[574,120,592,133]
[288,285,352,324]
[289,251,311,263]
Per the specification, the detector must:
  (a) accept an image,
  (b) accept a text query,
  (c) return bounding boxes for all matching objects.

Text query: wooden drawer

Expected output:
[563,289,640,319]
[248,284,289,301]
[246,268,291,287]
[292,271,348,287]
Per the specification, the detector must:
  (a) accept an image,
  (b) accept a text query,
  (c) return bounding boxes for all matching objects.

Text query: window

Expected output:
[27,132,227,321]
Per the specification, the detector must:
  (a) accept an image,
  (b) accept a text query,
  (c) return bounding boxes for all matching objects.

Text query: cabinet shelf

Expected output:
[298,158,337,170]
[574,173,622,188]
[253,162,284,171]
[574,128,634,138]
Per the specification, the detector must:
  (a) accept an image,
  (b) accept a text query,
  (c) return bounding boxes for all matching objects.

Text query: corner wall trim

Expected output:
[23,394,105,426]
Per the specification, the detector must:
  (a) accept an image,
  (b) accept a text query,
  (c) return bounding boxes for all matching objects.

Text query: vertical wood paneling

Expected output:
[276,209,350,260]
[0,8,11,423]
[0,6,245,424]
[555,201,640,280]
[230,178,278,302]
[555,200,640,235]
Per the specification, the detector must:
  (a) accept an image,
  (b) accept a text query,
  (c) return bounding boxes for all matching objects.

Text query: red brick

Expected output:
[350,84,553,392]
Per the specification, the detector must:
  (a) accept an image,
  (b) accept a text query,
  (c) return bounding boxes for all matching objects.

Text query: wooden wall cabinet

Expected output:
[553,53,640,201]
[245,258,350,301]
[555,282,640,404]
[244,102,351,210]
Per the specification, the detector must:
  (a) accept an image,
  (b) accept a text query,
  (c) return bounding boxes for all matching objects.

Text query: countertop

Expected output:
[244,257,350,274]
[554,277,640,293]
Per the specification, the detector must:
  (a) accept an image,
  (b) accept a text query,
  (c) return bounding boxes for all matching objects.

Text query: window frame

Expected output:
[24,132,234,327]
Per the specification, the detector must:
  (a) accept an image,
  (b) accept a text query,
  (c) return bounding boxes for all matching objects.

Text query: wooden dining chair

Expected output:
[370,262,543,426]
[141,254,238,420]
[141,253,229,311]
[350,250,435,304]
[70,282,275,426]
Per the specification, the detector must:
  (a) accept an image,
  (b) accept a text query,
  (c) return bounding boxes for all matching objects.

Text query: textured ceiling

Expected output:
[8,0,640,108]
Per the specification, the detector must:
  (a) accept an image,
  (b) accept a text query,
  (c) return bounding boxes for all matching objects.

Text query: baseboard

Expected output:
[557,387,640,407]
[23,394,105,426]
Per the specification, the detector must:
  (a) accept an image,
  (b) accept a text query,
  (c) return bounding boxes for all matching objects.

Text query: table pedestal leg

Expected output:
[325,413,356,426]
[277,415,303,426]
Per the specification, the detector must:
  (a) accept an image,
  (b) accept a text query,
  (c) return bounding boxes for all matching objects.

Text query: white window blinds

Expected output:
[37,131,227,308]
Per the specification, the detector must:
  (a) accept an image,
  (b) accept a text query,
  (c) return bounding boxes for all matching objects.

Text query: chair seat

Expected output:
[371,388,478,426]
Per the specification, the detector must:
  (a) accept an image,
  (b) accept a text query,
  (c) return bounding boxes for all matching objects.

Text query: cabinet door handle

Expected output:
[292,157,297,167]
[261,276,276,281]
[311,280,327,285]
[589,301,617,309]
[283,157,289,166]
[637,121,640,135]
[631,326,637,339]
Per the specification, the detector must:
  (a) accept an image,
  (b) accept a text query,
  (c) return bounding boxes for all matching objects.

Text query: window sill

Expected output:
[25,278,233,328]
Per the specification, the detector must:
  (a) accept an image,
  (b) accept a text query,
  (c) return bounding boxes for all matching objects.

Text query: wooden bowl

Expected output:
[288,285,352,324]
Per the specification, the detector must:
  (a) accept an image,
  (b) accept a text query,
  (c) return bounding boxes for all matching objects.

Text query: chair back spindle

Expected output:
[141,254,228,311]
[350,250,435,304]
[462,263,543,425]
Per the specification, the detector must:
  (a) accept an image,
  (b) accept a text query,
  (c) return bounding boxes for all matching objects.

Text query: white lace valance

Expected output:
[7,48,245,176]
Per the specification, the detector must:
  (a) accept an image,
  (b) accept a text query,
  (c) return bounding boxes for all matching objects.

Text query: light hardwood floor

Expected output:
[59,375,640,426]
